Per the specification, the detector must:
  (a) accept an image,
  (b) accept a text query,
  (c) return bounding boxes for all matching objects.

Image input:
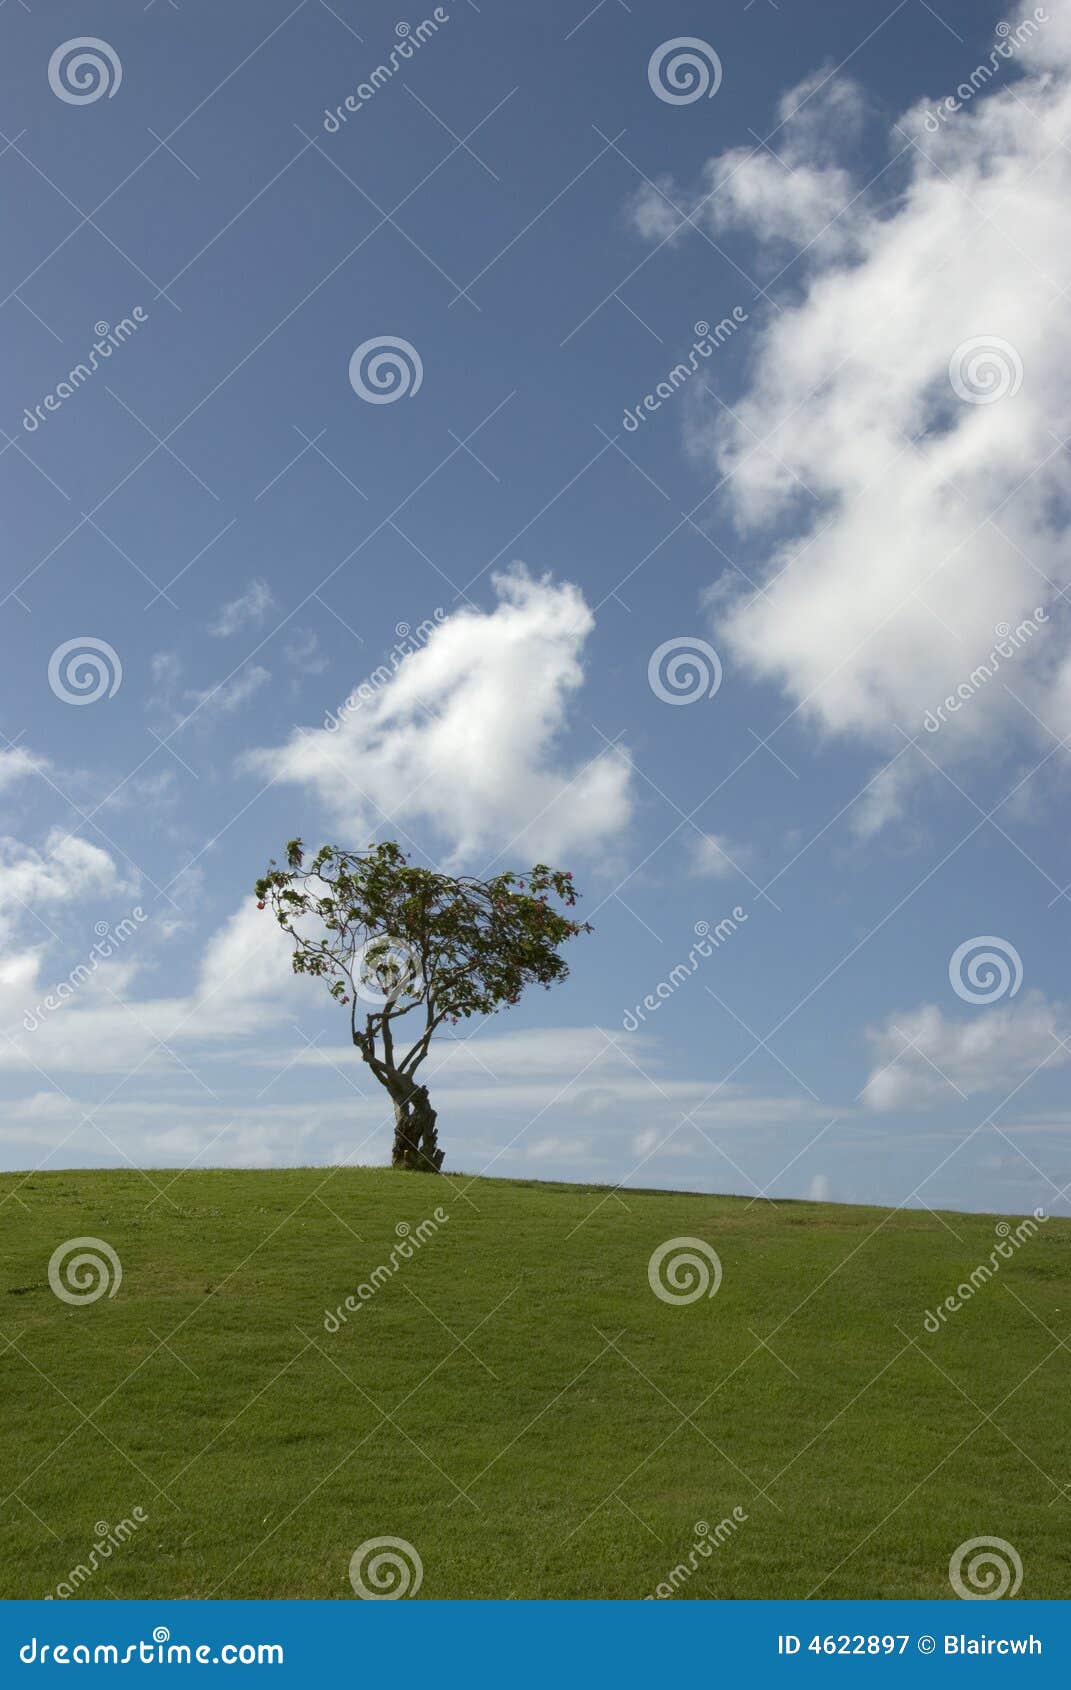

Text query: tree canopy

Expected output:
[255,839,591,1171]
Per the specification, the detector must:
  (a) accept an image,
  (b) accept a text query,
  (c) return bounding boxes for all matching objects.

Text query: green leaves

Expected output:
[254,840,592,1075]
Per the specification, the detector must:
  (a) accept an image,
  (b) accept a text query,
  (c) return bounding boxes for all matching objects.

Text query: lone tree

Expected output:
[255,840,591,1174]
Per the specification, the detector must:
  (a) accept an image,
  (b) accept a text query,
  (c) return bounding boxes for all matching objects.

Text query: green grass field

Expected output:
[1,1167,1068,1600]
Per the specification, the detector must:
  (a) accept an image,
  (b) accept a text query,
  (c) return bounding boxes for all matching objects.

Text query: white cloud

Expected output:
[424,1025,638,1081]
[0,745,46,793]
[634,2,1071,826]
[195,899,294,1007]
[101,767,178,817]
[210,578,276,637]
[862,989,1070,1111]
[0,831,129,939]
[7,1090,73,1121]
[246,566,632,865]
[184,664,271,720]
[151,652,182,689]
[628,73,870,258]
[284,629,328,676]
[0,985,840,1208]
[849,757,920,841]
[149,649,270,727]
[0,897,300,1072]
[686,831,750,877]
[524,1135,591,1161]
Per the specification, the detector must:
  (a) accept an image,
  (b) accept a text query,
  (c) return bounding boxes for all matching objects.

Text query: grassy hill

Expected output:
[1,1166,1068,1600]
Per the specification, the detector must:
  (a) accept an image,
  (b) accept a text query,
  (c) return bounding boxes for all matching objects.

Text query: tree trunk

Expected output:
[390,1082,444,1173]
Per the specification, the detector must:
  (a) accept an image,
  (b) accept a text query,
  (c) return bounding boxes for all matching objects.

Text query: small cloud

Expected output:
[0,745,47,793]
[138,769,176,800]
[851,756,923,841]
[284,629,328,677]
[245,566,632,865]
[210,578,276,638]
[157,863,205,939]
[149,652,271,732]
[8,1092,76,1122]
[525,1135,590,1161]
[103,768,178,813]
[686,832,750,878]
[861,991,1071,1112]
[625,74,869,260]
[184,665,271,720]
[151,652,182,690]
[0,830,132,942]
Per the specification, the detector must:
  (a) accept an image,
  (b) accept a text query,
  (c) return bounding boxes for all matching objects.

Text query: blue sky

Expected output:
[2,0,1069,1217]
